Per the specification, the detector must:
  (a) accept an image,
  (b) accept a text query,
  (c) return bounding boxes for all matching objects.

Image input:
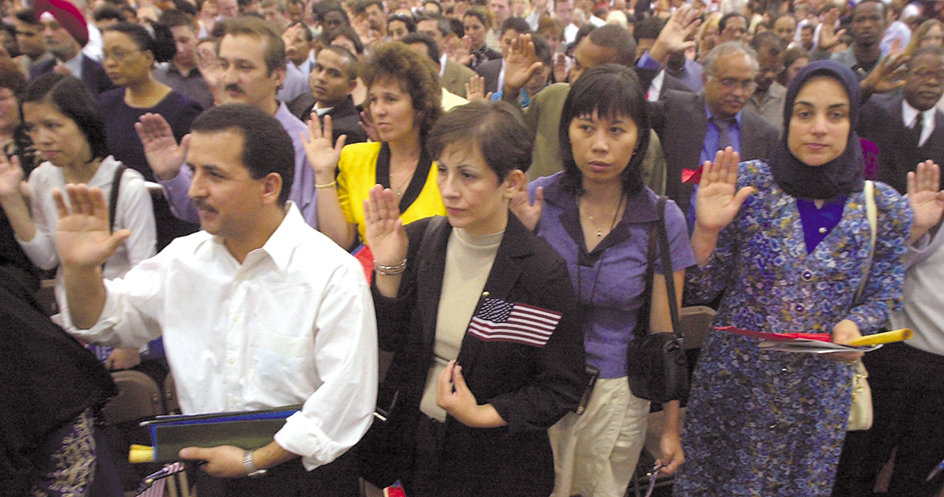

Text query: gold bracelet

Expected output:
[315,181,337,189]
[374,258,407,276]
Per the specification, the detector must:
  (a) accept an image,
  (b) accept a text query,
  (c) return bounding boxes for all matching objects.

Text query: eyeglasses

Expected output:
[711,77,758,93]
[103,48,142,62]
[912,69,944,83]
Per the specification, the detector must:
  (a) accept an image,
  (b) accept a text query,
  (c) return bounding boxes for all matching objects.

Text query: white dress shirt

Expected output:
[902,99,936,147]
[71,203,378,470]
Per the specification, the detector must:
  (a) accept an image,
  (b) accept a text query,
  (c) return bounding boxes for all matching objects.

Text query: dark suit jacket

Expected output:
[475,58,503,95]
[442,59,477,98]
[640,68,779,214]
[658,72,696,100]
[29,55,114,99]
[288,94,368,145]
[858,94,944,194]
[361,214,585,495]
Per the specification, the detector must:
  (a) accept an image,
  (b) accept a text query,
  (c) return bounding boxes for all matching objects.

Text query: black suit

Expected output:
[29,54,114,99]
[640,67,779,214]
[288,94,368,145]
[857,94,944,194]
[475,58,503,95]
[360,215,586,496]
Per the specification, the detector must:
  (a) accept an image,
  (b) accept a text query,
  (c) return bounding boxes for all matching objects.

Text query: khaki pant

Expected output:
[549,377,650,497]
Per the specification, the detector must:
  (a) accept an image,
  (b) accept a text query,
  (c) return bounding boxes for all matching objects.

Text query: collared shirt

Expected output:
[665,58,704,93]
[646,70,666,102]
[702,104,743,163]
[62,52,83,79]
[744,81,786,133]
[71,203,378,470]
[153,62,215,110]
[439,53,448,78]
[160,101,319,229]
[278,63,311,103]
[529,172,696,378]
[902,99,935,147]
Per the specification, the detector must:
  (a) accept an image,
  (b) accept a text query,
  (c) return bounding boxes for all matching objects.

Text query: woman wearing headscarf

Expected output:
[673,61,917,496]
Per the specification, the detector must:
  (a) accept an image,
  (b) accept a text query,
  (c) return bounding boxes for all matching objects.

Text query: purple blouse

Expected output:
[529,172,697,378]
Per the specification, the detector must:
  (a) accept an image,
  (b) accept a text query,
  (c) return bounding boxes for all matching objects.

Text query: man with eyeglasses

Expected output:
[745,32,787,133]
[833,45,944,497]
[638,39,778,223]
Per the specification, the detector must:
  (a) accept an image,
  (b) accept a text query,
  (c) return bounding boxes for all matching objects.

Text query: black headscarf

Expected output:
[769,60,865,200]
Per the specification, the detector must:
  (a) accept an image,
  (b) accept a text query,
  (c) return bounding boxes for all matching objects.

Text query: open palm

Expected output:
[54,185,130,269]
[908,161,944,242]
[363,185,407,266]
[695,148,754,233]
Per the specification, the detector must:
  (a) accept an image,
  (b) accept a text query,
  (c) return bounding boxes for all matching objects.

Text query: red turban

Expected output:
[34,0,89,48]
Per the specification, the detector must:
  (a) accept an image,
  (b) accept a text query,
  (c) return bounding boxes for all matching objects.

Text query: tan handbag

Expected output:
[847,181,876,431]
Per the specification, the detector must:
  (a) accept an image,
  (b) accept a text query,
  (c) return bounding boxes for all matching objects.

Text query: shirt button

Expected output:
[818,227,827,234]
[802,270,813,281]
[795,303,805,313]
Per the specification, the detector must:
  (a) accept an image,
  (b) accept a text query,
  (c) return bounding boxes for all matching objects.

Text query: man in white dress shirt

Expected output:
[56,104,378,496]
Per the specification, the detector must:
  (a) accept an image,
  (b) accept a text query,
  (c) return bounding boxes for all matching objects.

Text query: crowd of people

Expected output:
[2,0,944,495]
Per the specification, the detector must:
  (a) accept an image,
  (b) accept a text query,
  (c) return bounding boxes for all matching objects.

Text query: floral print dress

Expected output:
[673,161,911,496]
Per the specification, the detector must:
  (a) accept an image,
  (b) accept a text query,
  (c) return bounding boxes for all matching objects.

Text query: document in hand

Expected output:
[715,326,909,354]
[134,405,302,463]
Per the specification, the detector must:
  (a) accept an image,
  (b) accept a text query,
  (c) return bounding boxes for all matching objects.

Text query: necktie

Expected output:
[913,114,925,148]
[712,115,735,151]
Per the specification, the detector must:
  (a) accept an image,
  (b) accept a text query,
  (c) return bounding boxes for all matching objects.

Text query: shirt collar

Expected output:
[543,172,661,224]
[705,102,742,126]
[207,202,304,272]
[902,98,934,128]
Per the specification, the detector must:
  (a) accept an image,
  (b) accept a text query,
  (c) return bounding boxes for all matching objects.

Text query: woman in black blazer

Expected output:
[359,101,586,496]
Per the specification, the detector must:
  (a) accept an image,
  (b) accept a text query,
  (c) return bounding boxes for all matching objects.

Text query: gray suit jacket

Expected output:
[442,59,478,98]
[647,82,779,214]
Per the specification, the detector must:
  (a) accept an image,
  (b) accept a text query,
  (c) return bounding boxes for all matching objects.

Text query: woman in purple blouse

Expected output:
[514,64,696,497]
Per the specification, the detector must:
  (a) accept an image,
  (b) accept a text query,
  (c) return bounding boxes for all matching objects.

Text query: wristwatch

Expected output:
[242,449,267,478]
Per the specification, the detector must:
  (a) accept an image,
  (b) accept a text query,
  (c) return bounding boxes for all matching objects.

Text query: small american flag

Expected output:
[135,461,186,497]
[468,298,562,347]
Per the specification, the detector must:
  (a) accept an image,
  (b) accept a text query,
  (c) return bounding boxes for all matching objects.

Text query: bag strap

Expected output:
[854,181,876,305]
[655,196,683,340]
[635,196,682,341]
[108,164,127,234]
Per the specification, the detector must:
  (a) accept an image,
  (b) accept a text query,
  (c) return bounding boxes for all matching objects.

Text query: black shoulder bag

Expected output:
[625,196,688,403]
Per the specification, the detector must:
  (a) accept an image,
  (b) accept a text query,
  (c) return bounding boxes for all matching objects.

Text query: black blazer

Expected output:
[475,58,503,95]
[365,214,586,496]
[288,94,368,145]
[639,67,779,215]
[29,55,114,99]
[858,94,944,194]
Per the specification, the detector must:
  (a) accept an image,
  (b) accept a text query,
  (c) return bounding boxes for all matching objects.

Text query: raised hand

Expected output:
[135,113,189,181]
[363,184,407,267]
[452,36,473,66]
[694,148,753,234]
[509,185,544,231]
[303,114,346,181]
[818,10,846,51]
[359,110,379,143]
[502,33,543,96]
[907,160,944,243]
[649,4,702,64]
[0,151,24,199]
[54,184,130,269]
[860,52,908,97]
[465,75,492,102]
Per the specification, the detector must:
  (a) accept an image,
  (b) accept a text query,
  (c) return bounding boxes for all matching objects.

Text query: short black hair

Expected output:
[21,73,109,161]
[320,45,359,80]
[190,104,295,205]
[93,5,124,22]
[353,0,384,15]
[326,25,364,54]
[160,9,196,30]
[908,46,944,69]
[587,24,636,67]
[416,14,452,37]
[13,8,39,26]
[559,64,649,195]
[402,31,440,62]
[387,13,417,33]
[105,21,177,64]
[500,16,530,36]
[449,17,464,38]
[428,100,532,178]
[633,17,665,42]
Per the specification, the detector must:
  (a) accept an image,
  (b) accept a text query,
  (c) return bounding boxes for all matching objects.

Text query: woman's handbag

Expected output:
[625,197,689,403]
[847,181,877,431]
